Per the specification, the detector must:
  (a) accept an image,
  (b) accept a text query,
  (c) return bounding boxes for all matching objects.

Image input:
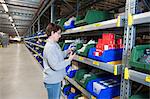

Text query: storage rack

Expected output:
[120,0,150,98]
[24,0,150,98]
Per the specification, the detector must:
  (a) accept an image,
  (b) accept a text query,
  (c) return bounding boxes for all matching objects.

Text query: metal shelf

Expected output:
[25,41,44,49]
[62,16,124,35]
[25,43,43,59]
[65,76,95,99]
[129,69,150,87]
[74,55,121,75]
[133,11,150,25]
[24,34,47,40]
[61,91,67,99]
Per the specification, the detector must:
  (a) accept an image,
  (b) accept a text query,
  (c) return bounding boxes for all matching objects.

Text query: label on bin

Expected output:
[91,95,96,99]
[145,76,150,82]
[93,61,99,66]
[77,85,83,91]
[116,15,121,27]
[79,56,84,61]
[114,65,118,75]
[95,23,102,27]
[93,82,106,95]
[71,87,76,93]
[79,27,84,30]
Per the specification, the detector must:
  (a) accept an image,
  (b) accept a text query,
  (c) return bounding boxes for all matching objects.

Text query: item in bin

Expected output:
[78,40,96,53]
[80,74,92,83]
[138,48,150,64]
[93,82,106,95]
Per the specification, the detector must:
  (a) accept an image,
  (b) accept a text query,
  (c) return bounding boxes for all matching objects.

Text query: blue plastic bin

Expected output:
[63,85,72,95]
[66,66,77,78]
[88,47,123,62]
[63,44,70,51]
[68,93,80,99]
[64,20,75,30]
[86,77,120,99]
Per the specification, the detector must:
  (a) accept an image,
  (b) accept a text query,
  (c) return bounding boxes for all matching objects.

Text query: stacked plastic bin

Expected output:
[88,33,123,63]
[129,45,150,71]
[86,76,120,99]
[63,84,81,98]
[66,65,77,78]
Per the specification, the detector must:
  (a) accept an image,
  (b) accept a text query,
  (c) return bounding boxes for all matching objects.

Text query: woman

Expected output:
[43,23,75,99]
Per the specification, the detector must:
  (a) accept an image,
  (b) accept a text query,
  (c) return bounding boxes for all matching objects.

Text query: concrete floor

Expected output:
[0,44,47,99]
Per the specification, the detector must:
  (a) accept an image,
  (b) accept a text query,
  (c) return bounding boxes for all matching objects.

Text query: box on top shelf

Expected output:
[57,18,67,30]
[64,16,76,30]
[75,10,113,26]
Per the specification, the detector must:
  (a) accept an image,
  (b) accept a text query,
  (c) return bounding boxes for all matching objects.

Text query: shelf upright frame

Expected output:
[120,0,138,98]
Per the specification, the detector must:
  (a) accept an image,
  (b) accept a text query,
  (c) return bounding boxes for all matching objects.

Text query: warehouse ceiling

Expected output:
[0,0,43,36]
[0,0,127,37]
[0,0,149,37]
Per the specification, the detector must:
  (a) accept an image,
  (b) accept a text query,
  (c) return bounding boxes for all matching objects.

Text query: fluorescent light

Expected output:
[9,16,13,22]
[2,3,8,12]
[12,23,15,27]
[14,27,16,29]
[0,0,5,3]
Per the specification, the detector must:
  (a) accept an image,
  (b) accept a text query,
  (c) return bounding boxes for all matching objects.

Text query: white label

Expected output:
[104,45,109,50]
[93,82,106,95]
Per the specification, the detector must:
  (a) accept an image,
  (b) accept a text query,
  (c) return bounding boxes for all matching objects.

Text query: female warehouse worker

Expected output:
[43,23,76,99]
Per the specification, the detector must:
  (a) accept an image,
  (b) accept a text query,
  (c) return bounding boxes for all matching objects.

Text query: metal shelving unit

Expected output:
[25,43,43,59]
[74,55,121,75]
[23,0,150,98]
[120,0,150,98]
[25,41,44,49]
[62,16,124,35]
[129,70,150,87]
[24,34,47,40]
[65,76,96,99]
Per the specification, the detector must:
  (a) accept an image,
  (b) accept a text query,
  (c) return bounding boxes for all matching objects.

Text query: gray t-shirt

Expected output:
[43,39,71,84]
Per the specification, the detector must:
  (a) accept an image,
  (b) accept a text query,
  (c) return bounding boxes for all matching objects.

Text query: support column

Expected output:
[51,1,56,23]
[32,25,35,34]
[38,18,40,32]
[120,0,137,98]
[76,0,79,17]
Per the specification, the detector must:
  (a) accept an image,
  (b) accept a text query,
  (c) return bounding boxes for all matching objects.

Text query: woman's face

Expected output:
[52,29,61,42]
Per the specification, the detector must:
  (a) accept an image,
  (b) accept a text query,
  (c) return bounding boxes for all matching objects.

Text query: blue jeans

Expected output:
[44,82,61,99]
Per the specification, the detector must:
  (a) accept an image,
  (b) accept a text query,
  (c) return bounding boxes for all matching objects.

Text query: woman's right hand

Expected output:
[68,52,76,61]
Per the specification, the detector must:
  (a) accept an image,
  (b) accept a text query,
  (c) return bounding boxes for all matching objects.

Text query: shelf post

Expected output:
[120,0,138,98]
[38,18,40,32]
[51,1,56,23]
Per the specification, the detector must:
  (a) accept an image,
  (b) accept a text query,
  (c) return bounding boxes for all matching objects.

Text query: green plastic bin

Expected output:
[75,69,96,88]
[76,43,83,50]
[57,18,67,30]
[129,94,149,99]
[58,42,64,49]
[75,69,108,88]
[78,44,95,57]
[75,10,112,26]
[129,45,150,71]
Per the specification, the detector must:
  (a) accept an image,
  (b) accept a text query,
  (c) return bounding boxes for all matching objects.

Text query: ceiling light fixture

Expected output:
[0,0,5,3]
[9,16,13,22]
[2,3,8,12]
[14,27,16,29]
[12,23,15,27]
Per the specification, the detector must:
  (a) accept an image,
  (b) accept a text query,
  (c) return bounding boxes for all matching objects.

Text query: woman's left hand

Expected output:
[67,47,75,54]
